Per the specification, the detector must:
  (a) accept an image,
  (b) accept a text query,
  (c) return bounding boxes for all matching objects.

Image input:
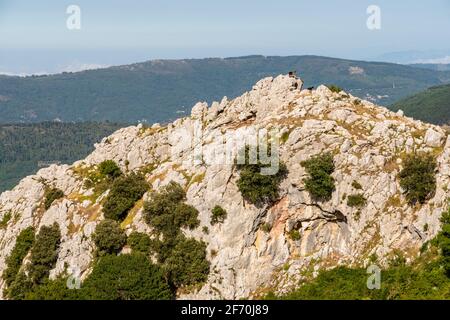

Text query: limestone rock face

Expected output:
[0,74,449,299]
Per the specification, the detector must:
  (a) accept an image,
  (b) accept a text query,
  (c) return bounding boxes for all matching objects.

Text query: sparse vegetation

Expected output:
[398,153,437,205]
[210,205,227,225]
[281,131,291,144]
[301,153,335,202]
[327,85,343,93]
[0,211,12,229]
[289,229,301,241]
[261,223,272,233]
[98,160,122,179]
[44,187,64,210]
[347,194,367,208]
[352,180,363,190]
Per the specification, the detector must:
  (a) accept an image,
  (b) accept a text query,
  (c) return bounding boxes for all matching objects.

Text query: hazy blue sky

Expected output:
[0,0,449,74]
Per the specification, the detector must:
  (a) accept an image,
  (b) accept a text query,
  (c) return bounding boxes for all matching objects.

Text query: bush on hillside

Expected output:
[98,160,122,179]
[2,227,35,290]
[398,153,436,205]
[127,232,152,255]
[81,253,173,300]
[24,277,80,300]
[164,236,210,287]
[327,85,343,93]
[236,147,288,205]
[347,194,367,208]
[92,219,126,256]
[5,271,33,300]
[143,181,210,289]
[143,181,198,238]
[301,153,335,201]
[210,205,227,225]
[436,208,450,276]
[103,173,149,221]
[28,223,61,285]
[44,188,64,210]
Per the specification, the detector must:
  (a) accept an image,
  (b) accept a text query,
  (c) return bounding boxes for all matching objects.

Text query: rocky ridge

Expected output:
[0,74,449,299]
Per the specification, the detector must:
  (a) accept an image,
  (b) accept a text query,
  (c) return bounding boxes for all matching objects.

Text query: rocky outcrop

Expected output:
[0,74,449,299]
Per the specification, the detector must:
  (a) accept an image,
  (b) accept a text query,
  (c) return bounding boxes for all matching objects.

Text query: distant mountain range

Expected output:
[409,64,450,72]
[1,55,449,124]
[391,84,450,125]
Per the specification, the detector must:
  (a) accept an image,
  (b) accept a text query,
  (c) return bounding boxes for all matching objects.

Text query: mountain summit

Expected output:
[0,75,449,299]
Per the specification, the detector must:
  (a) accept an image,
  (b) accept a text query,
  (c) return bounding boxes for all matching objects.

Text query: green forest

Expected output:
[0,122,122,192]
[392,84,450,125]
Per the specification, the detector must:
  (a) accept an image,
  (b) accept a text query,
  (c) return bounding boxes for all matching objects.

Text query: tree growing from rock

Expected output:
[398,153,436,205]
[301,153,335,202]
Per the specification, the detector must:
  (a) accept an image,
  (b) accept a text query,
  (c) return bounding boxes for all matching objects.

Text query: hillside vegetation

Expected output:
[0,55,449,124]
[268,208,450,300]
[392,84,450,125]
[0,122,121,192]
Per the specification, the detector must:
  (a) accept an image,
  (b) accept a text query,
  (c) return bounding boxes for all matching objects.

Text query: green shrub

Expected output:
[98,160,122,179]
[261,223,272,233]
[236,147,288,205]
[24,277,80,300]
[143,181,209,289]
[210,205,227,225]
[347,194,367,208]
[289,230,301,241]
[398,153,436,205]
[143,181,210,289]
[352,180,363,190]
[92,219,126,256]
[301,153,335,201]
[127,232,152,255]
[44,188,64,210]
[103,173,149,221]
[0,211,12,229]
[327,85,343,93]
[164,236,210,287]
[28,223,61,285]
[436,208,450,275]
[144,181,198,238]
[81,253,173,300]
[174,203,200,230]
[6,271,33,300]
[2,227,35,289]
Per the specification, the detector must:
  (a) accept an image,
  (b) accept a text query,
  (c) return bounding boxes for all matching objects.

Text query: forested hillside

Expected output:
[0,55,449,124]
[391,84,450,125]
[0,122,122,192]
